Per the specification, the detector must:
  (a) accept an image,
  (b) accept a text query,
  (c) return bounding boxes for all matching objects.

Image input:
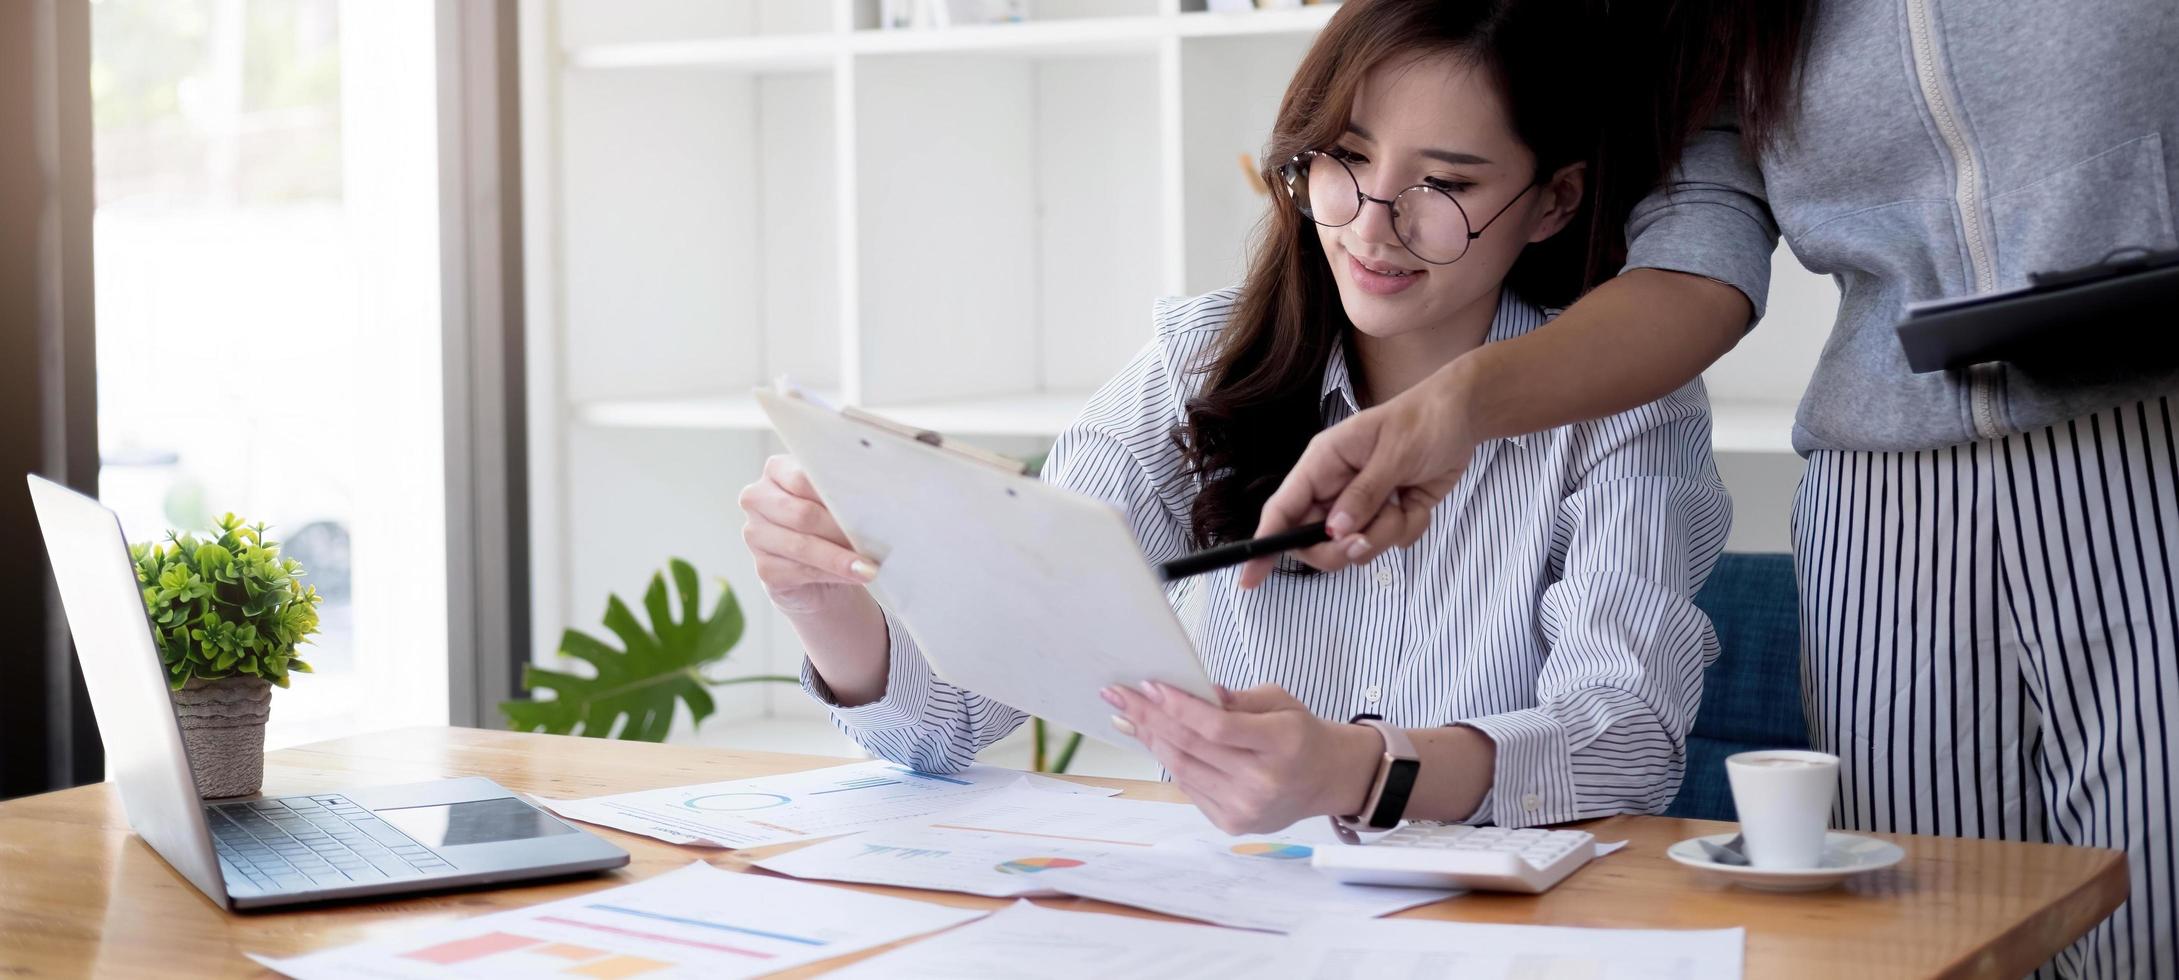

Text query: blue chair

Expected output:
[1664,552,1808,821]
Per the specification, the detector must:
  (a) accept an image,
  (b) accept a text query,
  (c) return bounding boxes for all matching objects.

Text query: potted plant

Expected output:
[131,513,321,798]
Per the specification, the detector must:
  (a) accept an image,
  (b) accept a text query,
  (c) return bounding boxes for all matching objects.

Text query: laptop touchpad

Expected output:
[376,797,577,848]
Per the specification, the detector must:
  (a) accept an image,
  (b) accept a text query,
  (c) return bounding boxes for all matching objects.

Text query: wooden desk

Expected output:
[0,727,2125,978]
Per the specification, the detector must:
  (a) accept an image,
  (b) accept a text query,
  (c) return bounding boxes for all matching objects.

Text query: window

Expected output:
[91,0,449,748]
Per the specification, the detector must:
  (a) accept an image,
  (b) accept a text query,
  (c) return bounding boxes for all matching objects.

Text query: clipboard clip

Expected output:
[774,379,1029,477]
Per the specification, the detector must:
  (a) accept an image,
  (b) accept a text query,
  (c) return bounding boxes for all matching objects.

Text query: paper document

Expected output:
[831,902,1743,980]
[758,787,1453,932]
[827,901,1286,979]
[1289,918,1744,980]
[542,760,1116,849]
[249,861,986,980]
[757,381,1220,751]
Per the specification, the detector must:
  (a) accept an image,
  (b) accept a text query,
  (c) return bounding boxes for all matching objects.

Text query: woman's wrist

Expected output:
[786,590,892,707]
[1319,719,1388,818]
[1431,344,1500,448]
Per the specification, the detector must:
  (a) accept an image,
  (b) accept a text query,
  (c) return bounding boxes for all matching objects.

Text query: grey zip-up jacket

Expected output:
[1622,0,2179,455]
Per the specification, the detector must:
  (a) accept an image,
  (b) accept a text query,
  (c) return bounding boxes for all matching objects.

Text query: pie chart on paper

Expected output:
[1229,842,1313,860]
[995,857,1087,875]
[680,792,792,812]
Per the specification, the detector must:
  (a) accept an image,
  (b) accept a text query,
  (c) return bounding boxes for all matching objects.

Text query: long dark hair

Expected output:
[1174,0,1607,550]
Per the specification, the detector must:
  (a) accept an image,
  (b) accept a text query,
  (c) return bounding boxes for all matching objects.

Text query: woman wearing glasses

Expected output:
[740,0,1728,835]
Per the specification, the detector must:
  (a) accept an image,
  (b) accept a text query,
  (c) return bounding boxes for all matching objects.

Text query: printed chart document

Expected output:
[1289,918,1744,980]
[249,862,986,980]
[541,760,1116,848]
[830,902,1744,980]
[757,786,1453,932]
[826,901,1286,979]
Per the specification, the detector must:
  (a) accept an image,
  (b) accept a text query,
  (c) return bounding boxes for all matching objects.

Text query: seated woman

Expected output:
[737,0,1728,835]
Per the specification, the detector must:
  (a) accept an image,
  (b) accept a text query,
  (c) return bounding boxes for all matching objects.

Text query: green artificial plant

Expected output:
[130,514,322,691]
[502,559,795,741]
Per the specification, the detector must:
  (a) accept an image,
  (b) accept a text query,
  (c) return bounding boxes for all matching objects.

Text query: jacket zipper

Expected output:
[1905,0,2006,440]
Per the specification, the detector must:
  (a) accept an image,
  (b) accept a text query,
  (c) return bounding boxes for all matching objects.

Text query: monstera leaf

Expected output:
[501,559,793,741]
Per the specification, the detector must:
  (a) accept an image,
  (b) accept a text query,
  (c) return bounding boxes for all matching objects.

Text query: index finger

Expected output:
[1240,448,1364,589]
[1239,502,1340,588]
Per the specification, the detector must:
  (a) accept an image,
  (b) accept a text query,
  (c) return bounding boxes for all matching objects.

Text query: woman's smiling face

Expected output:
[1316,53,1566,342]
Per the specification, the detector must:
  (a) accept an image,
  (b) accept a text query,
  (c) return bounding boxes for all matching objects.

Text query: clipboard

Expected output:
[754,380,1219,750]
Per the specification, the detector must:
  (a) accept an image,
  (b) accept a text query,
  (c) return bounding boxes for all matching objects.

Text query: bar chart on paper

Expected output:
[383,901,838,977]
[251,863,986,980]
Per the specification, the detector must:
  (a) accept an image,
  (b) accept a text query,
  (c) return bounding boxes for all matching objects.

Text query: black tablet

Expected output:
[1896,247,2179,373]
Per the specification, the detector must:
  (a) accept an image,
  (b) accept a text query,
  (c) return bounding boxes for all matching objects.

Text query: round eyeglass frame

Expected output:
[1279,149,1537,266]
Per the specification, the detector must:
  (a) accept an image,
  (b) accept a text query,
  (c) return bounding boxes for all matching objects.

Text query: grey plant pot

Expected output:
[170,675,273,799]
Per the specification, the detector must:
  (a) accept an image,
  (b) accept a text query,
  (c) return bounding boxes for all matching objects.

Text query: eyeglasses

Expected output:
[1279,149,1536,266]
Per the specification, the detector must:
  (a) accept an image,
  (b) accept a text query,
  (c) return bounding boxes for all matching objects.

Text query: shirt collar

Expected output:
[1317,290,1552,447]
[1320,340,1361,418]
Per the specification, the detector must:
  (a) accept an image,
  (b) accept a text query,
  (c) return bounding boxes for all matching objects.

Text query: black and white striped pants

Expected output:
[1795,397,2179,979]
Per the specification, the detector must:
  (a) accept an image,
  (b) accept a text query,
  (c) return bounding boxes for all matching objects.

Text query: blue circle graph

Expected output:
[681,792,792,812]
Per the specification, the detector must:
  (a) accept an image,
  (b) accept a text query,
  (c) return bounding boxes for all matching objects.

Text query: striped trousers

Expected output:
[1795,397,2179,979]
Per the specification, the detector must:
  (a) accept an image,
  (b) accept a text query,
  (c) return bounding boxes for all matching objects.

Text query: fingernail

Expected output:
[1344,536,1370,560]
[1100,687,1122,709]
[1328,512,1356,536]
[1138,681,1162,703]
[850,560,878,581]
[1110,715,1137,736]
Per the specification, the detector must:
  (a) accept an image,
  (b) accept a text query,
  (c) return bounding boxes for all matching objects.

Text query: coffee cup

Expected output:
[1724,749,1840,869]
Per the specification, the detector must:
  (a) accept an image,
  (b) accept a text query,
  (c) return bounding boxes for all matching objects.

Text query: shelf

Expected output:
[851,15,1166,58]
[1711,398,1799,455]
[576,390,1094,439]
[1172,5,1339,38]
[563,6,1341,71]
[566,33,837,73]
[576,393,777,431]
[580,392,1799,452]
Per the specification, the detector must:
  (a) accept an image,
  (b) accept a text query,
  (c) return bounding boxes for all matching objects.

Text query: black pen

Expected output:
[1156,522,1332,582]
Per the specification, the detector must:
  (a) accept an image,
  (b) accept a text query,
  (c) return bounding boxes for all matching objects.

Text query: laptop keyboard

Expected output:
[208,794,452,892]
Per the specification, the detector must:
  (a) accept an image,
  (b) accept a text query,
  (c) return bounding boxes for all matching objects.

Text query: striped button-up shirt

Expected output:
[803,287,1731,828]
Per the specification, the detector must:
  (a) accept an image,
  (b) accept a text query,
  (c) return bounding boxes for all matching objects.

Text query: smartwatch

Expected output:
[1333,713,1419,837]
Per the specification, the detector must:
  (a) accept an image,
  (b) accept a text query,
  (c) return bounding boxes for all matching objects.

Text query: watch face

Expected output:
[1372,759,1421,827]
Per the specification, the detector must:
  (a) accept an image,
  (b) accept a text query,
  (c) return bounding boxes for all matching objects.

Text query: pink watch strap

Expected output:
[1334,717,1419,836]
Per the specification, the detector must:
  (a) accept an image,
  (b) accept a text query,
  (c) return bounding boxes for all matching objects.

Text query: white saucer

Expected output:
[1667,832,1906,892]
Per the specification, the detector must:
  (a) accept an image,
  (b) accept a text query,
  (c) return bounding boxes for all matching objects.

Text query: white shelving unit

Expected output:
[519,0,1825,745]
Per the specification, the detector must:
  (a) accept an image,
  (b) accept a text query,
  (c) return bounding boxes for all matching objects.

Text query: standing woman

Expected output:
[1245,1,2179,976]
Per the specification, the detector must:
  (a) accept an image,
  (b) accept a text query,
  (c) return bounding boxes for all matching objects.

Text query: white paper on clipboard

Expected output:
[754,380,1218,750]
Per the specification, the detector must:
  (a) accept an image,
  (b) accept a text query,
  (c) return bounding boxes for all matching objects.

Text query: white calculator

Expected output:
[1310,824,1597,894]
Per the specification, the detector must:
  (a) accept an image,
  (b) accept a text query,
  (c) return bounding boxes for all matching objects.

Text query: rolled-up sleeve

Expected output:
[1620,106,1780,322]
[801,606,1023,774]
[1459,383,1731,828]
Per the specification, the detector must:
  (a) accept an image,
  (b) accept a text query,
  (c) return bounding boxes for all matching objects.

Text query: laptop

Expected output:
[25,475,629,910]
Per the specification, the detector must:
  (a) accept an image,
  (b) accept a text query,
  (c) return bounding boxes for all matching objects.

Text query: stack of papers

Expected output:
[256,763,1739,979]
[756,785,1456,932]
[830,901,1746,980]
[250,862,986,979]
[541,760,1117,849]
